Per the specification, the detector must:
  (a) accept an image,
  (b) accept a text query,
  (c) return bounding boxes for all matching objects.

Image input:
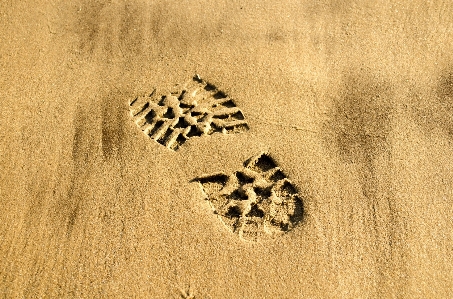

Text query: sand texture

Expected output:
[1,1,453,298]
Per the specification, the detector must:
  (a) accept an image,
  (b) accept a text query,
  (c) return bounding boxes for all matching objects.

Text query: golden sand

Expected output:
[1,1,453,298]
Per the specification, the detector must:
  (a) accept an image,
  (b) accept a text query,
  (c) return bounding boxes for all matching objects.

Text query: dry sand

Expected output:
[1,0,453,298]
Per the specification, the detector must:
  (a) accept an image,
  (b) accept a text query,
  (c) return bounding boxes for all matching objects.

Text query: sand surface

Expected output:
[1,1,453,298]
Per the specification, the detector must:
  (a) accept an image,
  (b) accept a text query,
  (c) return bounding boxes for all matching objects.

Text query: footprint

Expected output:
[192,153,304,242]
[129,75,249,150]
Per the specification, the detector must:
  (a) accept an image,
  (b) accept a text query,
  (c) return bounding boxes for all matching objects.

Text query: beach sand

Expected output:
[1,1,453,298]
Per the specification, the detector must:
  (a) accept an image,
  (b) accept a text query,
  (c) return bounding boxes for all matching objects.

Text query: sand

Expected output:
[1,0,453,298]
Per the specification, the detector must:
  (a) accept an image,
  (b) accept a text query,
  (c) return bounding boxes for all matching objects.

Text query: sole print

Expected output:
[193,152,304,242]
[129,75,249,150]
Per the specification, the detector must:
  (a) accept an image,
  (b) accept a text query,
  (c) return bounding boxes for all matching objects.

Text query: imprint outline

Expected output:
[129,74,249,150]
[192,152,304,242]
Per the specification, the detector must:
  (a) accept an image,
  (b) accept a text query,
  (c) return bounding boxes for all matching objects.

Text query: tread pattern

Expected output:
[193,153,304,241]
[129,75,249,150]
